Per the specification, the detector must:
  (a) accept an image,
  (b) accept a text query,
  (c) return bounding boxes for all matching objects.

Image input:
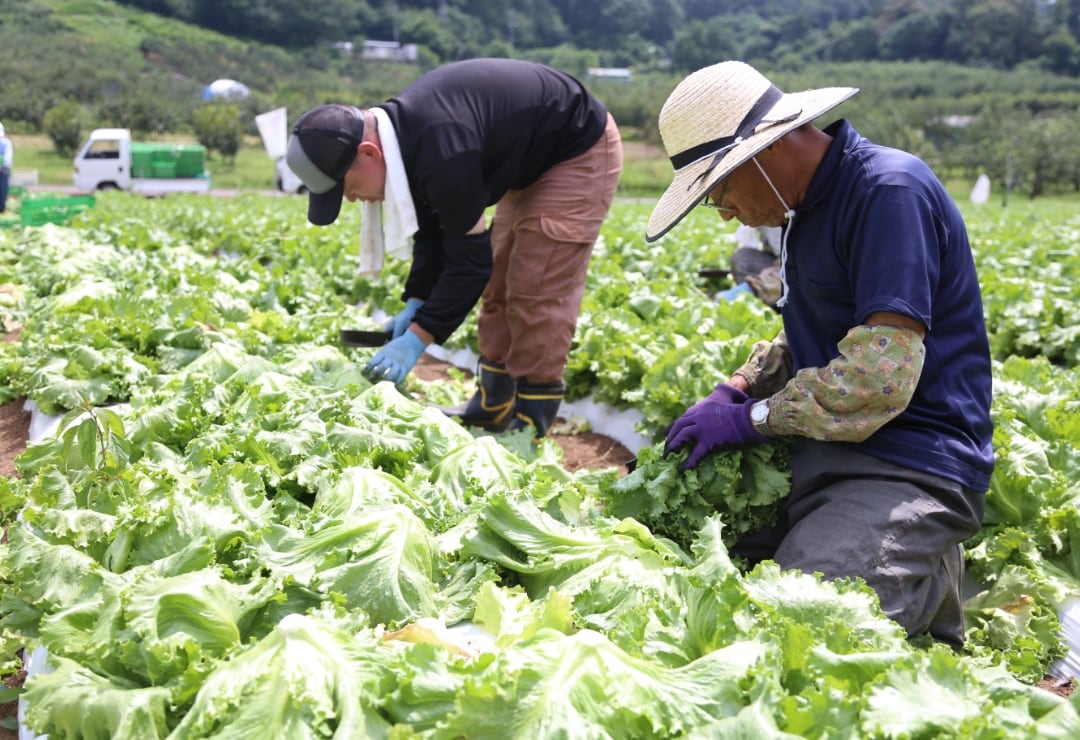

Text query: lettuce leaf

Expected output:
[21,654,172,740]
[167,612,394,739]
[597,440,789,553]
[258,505,441,626]
[437,628,769,739]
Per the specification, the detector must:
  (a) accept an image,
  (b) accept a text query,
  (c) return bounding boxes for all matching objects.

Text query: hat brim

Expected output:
[307,181,345,226]
[646,86,858,242]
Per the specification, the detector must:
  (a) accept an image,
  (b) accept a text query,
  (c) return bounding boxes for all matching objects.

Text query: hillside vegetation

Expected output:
[106,0,1080,76]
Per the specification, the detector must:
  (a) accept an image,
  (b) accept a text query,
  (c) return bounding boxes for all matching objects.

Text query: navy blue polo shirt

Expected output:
[781,120,994,491]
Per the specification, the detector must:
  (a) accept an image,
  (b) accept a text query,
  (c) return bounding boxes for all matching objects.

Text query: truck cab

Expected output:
[73,129,211,194]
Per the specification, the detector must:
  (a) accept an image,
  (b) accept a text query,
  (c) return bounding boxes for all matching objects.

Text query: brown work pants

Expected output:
[478,113,622,383]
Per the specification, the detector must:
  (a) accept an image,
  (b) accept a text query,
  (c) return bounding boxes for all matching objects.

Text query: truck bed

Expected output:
[129,178,212,195]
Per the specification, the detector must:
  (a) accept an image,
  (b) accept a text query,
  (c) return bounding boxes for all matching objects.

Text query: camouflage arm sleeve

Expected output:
[764,324,925,442]
[745,265,782,307]
[731,329,794,397]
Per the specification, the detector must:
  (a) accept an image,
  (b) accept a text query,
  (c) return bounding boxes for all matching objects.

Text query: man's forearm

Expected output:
[765,324,925,442]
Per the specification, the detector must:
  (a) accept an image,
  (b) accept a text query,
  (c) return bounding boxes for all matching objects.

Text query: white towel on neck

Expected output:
[358,107,417,277]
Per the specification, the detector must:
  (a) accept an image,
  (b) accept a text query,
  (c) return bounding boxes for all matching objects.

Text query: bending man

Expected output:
[287,58,622,437]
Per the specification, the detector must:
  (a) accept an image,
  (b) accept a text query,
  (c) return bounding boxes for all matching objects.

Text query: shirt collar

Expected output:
[797,119,858,215]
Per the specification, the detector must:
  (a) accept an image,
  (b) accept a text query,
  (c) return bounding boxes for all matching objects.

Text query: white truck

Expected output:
[255,108,307,194]
[73,128,211,194]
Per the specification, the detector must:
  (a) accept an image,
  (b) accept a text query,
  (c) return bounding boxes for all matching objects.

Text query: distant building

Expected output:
[941,114,974,128]
[586,67,632,81]
[331,41,354,57]
[362,40,419,64]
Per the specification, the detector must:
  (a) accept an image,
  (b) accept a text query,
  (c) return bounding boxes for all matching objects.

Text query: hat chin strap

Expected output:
[752,157,795,308]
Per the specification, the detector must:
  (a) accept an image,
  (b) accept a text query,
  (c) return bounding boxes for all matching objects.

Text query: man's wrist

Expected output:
[727,373,752,394]
[409,323,434,346]
[749,399,773,437]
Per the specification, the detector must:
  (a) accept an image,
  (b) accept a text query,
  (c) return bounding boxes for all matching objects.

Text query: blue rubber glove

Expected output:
[714,282,754,302]
[664,386,768,470]
[363,331,426,385]
[384,298,425,339]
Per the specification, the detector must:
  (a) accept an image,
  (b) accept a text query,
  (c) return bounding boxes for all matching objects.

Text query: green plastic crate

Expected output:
[131,143,207,179]
[20,194,96,227]
[174,147,207,178]
[151,161,178,178]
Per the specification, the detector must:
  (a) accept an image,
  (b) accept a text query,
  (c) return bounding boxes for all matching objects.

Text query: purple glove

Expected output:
[664,386,768,470]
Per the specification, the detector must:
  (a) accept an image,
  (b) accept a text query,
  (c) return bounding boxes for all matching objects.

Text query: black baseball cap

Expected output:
[286,105,365,225]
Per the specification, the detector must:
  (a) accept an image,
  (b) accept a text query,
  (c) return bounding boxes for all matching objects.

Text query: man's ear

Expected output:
[357,140,382,161]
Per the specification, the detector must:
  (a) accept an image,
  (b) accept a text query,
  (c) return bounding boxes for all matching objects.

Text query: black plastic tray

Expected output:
[339,328,393,347]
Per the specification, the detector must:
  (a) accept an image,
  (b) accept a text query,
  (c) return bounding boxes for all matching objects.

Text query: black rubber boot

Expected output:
[509,381,565,438]
[443,357,517,432]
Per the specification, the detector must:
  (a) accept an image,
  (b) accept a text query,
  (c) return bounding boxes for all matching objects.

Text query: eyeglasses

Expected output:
[698,177,734,214]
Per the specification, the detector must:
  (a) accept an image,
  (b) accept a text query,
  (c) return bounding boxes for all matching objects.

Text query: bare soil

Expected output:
[0,400,29,481]
[411,354,634,474]
[0,670,24,740]
[1038,674,1076,699]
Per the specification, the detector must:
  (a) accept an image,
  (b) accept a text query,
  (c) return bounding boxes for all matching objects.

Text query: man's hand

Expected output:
[384,298,425,339]
[363,331,426,385]
[664,385,768,470]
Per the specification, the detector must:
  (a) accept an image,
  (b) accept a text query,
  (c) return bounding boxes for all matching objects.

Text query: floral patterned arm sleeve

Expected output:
[766,325,926,442]
[731,330,794,397]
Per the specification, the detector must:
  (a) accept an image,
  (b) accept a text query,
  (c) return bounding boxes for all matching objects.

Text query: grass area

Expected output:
[9,135,78,186]
[201,138,283,192]
[15,132,674,197]
[19,128,1071,208]
[619,141,672,199]
[14,133,290,191]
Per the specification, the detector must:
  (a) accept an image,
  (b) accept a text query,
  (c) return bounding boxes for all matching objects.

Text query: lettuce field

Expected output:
[0,191,1078,738]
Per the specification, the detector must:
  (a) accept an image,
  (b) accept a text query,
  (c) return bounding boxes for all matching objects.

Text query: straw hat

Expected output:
[646,61,858,242]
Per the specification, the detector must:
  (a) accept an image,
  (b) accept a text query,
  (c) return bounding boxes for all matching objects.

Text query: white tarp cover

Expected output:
[202,78,251,101]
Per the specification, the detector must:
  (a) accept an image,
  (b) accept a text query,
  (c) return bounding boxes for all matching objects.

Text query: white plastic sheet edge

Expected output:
[18,400,59,739]
[1050,599,1080,681]
[423,343,650,454]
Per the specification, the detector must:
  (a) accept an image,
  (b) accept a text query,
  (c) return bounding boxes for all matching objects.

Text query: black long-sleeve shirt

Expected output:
[379,58,609,344]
